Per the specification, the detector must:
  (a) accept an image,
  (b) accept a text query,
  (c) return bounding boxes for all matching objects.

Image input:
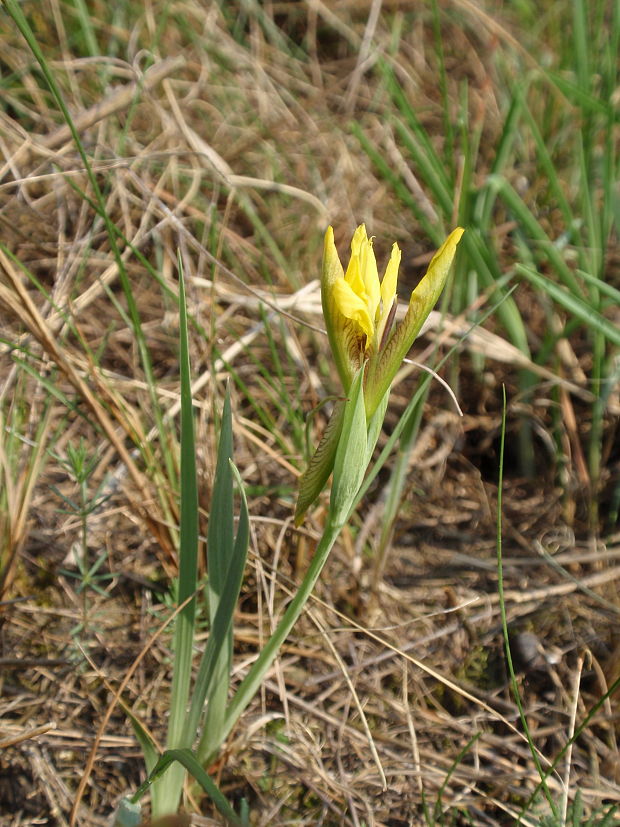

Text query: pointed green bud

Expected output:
[364,227,464,416]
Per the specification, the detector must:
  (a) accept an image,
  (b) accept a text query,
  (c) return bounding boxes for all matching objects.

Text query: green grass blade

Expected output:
[430,0,454,176]
[520,670,620,821]
[153,256,199,816]
[432,732,482,824]
[200,387,235,763]
[127,714,160,776]
[350,122,437,242]
[3,0,176,495]
[379,61,453,202]
[571,0,590,94]
[491,176,582,295]
[517,265,620,348]
[517,99,574,232]
[207,389,234,619]
[544,71,609,116]
[10,359,88,425]
[171,256,200,728]
[197,458,249,764]
[70,0,100,56]
[178,456,248,753]
[392,118,454,222]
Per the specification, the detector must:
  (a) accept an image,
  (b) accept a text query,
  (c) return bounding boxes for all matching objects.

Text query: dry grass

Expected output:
[1,1,619,825]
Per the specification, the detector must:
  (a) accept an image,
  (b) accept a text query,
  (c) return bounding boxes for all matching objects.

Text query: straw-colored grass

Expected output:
[1,1,618,824]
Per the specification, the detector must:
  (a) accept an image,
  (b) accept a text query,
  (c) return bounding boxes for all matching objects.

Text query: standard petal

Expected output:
[350,224,368,257]
[359,237,380,323]
[322,226,344,288]
[380,242,400,310]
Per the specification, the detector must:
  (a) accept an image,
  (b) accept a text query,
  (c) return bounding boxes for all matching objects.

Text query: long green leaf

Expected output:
[182,453,249,750]
[208,390,235,619]
[197,458,249,764]
[153,255,199,816]
[201,388,237,763]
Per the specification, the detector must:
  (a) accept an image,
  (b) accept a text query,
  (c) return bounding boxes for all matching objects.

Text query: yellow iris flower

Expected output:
[322,224,464,415]
[295,223,464,524]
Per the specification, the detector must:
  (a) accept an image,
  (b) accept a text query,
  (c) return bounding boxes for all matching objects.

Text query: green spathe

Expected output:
[330,365,368,526]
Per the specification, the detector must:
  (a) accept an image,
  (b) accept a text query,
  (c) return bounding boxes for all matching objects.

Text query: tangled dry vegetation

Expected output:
[1,1,619,825]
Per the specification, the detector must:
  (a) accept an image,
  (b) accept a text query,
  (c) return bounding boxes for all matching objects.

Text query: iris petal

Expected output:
[344,253,367,301]
[380,243,400,311]
[350,224,368,257]
[360,240,380,323]
[333,277,374,339]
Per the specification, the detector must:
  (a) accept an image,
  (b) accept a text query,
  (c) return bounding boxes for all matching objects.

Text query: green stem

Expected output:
[217,515,344,755]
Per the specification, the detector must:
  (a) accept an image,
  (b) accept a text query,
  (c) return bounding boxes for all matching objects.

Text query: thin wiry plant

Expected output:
[0,373,52,597]
[52,438,115,638]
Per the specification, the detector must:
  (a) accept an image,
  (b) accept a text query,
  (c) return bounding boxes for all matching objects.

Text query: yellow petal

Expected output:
[322,226,344,286]
[359,236,380,322]
[344,252,366,300]
[350,224,368,257]
[333,277,374,339]
[380,242,400,311]
[322,226,358,391]
[347,225,380,321]
[374,242,401,347]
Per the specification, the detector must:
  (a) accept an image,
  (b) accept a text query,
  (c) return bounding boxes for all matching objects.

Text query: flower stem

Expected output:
[218,515,344,755]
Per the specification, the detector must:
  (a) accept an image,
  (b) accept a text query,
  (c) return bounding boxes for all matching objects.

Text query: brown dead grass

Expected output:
[1,1,619,825]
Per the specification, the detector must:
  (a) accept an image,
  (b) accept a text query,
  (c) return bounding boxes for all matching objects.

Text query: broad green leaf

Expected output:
[186,458,249,755]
